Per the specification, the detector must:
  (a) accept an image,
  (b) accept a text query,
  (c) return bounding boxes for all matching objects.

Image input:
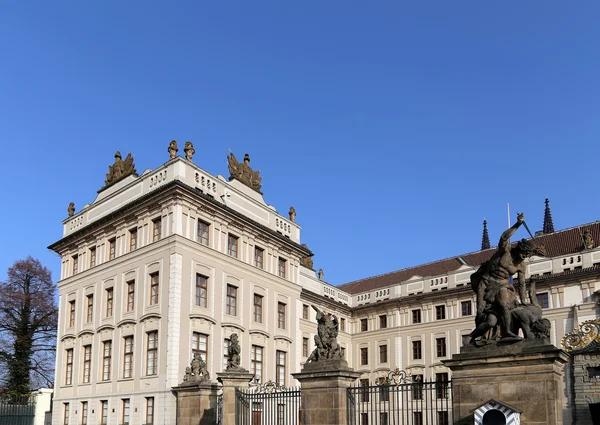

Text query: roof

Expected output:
[338,221,600,294]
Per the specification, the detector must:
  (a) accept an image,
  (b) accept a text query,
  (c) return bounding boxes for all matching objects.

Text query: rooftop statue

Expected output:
[181,351,210,384]
[227,151,263,194]
[67,202,75,217]
[289,206,296,222]
[583,229,594,250]
[226,333,242,370]
[468,213,548,345]
[184,141,195,161]
[306,305,342,362]
[300,244,314,269]
[100,151,137,191]
[168,140,178,159]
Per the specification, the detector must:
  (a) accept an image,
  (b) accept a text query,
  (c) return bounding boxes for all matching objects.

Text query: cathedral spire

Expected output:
[481,219,491,250]
[543,197,555,234]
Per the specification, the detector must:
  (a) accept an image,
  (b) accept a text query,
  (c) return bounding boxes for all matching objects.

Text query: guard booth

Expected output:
[473,399,521,425]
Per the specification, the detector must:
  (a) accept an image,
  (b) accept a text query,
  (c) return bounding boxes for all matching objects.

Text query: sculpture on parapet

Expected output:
[468,213,548,345]
[67,202,75,217]
[226,333,242,370]
[184,141,195,161]
[227,151,263,194]
[101,151,137,191]
[306,305,342,362]
[300,244,314,269]
[181,351,210,384]
[583,229,594,250]
[289,206,296,222]
[168,140,178,159]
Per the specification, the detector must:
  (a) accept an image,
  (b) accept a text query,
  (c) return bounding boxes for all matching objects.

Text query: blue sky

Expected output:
[1,1,599,287]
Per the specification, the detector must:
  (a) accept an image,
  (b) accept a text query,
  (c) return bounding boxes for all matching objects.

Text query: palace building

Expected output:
[49,144,600,425]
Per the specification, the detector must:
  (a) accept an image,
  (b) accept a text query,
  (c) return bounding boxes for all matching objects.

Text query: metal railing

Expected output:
[236,381,301,425]
[0,395,36,425]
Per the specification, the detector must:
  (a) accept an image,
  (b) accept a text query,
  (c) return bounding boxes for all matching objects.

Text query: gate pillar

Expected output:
[172,382,220,425]
[293,360,361,425]
[217,370,254,425]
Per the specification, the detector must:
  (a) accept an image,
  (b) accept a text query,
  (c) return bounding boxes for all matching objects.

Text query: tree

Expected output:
[0,257,57,394]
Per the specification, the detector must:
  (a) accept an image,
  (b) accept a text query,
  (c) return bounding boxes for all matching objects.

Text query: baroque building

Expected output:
[50,146,600,425]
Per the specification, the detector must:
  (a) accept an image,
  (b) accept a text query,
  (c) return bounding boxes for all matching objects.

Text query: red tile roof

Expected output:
[338,221,600,294]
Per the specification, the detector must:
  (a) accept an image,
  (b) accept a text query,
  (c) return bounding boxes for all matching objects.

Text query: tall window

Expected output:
[81,402,88,425]
[146,331,158,375]
[253,294,263,323]
[436,337,447,358]
[361,319,368,332]
[277,302,286,329]
[341,346,346,359]
[63,403,70,425]
[100,401,108,425]
[412,340,422,360]
[89,247,96,268]
[379,315,387,329]
[223,339,230,370]
[146,397,155,425]
[360,347,368,365]
[438,411,449,425]
[227,234,238,257]
[380,412,389,425]
[108,238,116,260]
[340,318,346,332]
[197,220,210,246]
[275,351,286,386]
[413,412,423,425]
[435,305,446,320]
[106,288,113,317]
[302,304,309,320]
[152,217,161,242]
[360,379,370,403]
[82,345,92,383]
[461,301,472,316]
[86,295,93,323]
[126,281,135,311]
[254,247,264,269]
[303,337,309,357]
[149,273,159,305]
[195,275,208,307]
[278,258,286,278]
[68,301,75,327]
[537,292,549,308]
[72,255,78,275]
[412,374,424,400]
[251,345,263,383]
[436,373,449,399]
[379,345,388,363]
[102,340,112,381]
[122,399,130,425]
[412,309,421,324]
[192,332,208,362]
[129,228,137,251]
[226,285,237,316]
[65,349,73,385]
[123,336,134,378]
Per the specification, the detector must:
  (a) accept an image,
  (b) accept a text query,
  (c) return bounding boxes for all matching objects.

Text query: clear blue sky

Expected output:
[1,1,599,287]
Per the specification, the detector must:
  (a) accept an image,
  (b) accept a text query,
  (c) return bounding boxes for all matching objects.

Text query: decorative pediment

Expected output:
[99,151,137,192]
[61,334,76,344]
[227,151,263,194]
[222,323,246,334]
[189,314,217,326]
[562,319,600,353]
[249,329,271,340]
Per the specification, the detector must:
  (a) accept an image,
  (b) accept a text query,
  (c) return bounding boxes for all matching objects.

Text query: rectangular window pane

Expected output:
[198,220,210,246]
[254,294,263,323]
[83,345,92,383]
[69,301,76,327]
[192,332,208,362]
[100,401,108,425]
[146,331,158,375]
[124,336,134,378]
[461,301,472,316]
[150,273,159,305]
[251,345,263,384]
[65,349,73,385]
[277,302,286,329]
[63,403,69,425]
[129,228,137,251]
[196,275,208,307]
[106,288,113,317]
[275,350,286,386]
[254,247,264,269]
[89,247,96,268]
[86,295,93,323]
[226,285,237,316]
[103,340,112,381]
[146,397,154,424]
[412,309,421,324]
[108,238,116,260]
[278,258,286,278]
[228,234,238,257]
[360,347,368,365]
[122,399,130,425]
[153,218,161,242]
[127,281,135,311]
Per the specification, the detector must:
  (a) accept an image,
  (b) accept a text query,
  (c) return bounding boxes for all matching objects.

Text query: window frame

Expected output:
[68,300,75,328]
[82,344,92,383]
[412,340,422,360]
[379,315,387,329]
[195,275,208,308]
[461,300,472,316]
[108,238,116,260]
[129,228,137,251]
[360,347,368,365]
[146,331,158,376]
[226,285,237,316]
[81,401,88,425]
[435,305,446,320]
[412,309,421,324]
[146,397,155,425]
[302,337,309,357]
[152,217,161,242]
[197,220,210,246]
[65,348,73,385]
[251,345,263,384]
[126,281,135,312]
[123,336,134,379]
[253,294,263,323]
[192,332,208,362]
[436,337,447,358]
[277,302,286,330]
[89,247,96,268]
[379,344,388,363]
[275,350,286,386]
[360,318,368,332]
[86,295,93,323]
[254,246,264,269]
[278,257,286,278]
[122,399,130,425]
[227,234,239,257]
[106,288,113,317]
[149,272,159,305]
[102,340,112,381]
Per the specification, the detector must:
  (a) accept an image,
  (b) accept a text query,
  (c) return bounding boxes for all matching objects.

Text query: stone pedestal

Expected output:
[292,360,361,425]
[443,339,569,425]
[172,381,220,425]
[216,369,255,425]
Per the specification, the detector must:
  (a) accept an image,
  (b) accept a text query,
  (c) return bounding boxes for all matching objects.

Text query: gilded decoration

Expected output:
[376,368,412,386]
[100,151,137,191]
[227,151,263,194]
[561,319,600,353]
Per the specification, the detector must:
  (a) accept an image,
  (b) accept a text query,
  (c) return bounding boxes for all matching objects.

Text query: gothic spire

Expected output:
[481,219,491,250]
[543,197,555,234]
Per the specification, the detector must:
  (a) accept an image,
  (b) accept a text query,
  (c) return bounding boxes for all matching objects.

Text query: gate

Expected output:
[347,369,453,425]
[236,381,301,425]
[0,395,36,425]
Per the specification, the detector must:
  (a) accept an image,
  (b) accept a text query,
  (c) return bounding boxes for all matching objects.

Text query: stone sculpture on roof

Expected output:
[289,206,296,222]
[227,151,263,194]
[181,351,210,384]
[101,151,137,191]
[168,140,178,159]
[583,229,594,250]
[306,305,342,362]
[300,244,314,269]
[67,202,75,217]
[184,141,195,161]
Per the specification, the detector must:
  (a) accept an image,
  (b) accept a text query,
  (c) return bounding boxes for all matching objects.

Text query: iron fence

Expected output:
[0,395,36,425]
[236,381,301,425]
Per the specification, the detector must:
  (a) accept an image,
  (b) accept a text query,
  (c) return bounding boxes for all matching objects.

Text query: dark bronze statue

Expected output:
[227,151,263,193]
[306,305,342,362]
[226,333,242,370]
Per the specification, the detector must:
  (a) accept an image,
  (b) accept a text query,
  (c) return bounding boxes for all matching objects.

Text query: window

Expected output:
[251,345,263,383]
[360,379,370,402]
[197,220,210,246]
[146,331,158,375]
[254,247,264,269]
[412,340,422,360]
[588,366,600,378]
[192,332,208,362]
[537,292,549,309]
[253,294,263,323]
[194,275,208,307]
[461,300,472,316]
[82,345,91,383]
[302,304,309,320]
[278,257,286,278]
[341,346,346,359]
[106,288,113,317]
[361,318,368,332]
[126,281,135,311]
[108,238,116,260]
[149,273,159,305]
[223,339,231,370]
[379,315,387,329]
[65,349,73,385]
[102,340,112,381]
[438,411,449,425]
[379,344,388,363]
[227,234,238,257]
[129,228,137,251]
[340,318,346,332]
[360,347,368,365]
[68,300,75,327]
[412,374,424,400]
[89,247,96,268]
[122,399,130,425]
[63,403,70,425]
[72,255,78,275]
[278,302,286,329]
[436,305,446,320]
[412,309,421,324]
[277,404,285,425]
[361,412,368,425]
[379,385,390,402]
[226,285,237,316]
[380,412,389,425]
[413,412,423,425]
[436,337,447,358]
[276,350,286,386]
[100,401,108,425]
[303,337,309,357]
[152,217,161,242]
[436,373,449,399]
[146,397,155,424]
[81,401,88,425]
[123,336,134,378]
[86,295,93,323]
